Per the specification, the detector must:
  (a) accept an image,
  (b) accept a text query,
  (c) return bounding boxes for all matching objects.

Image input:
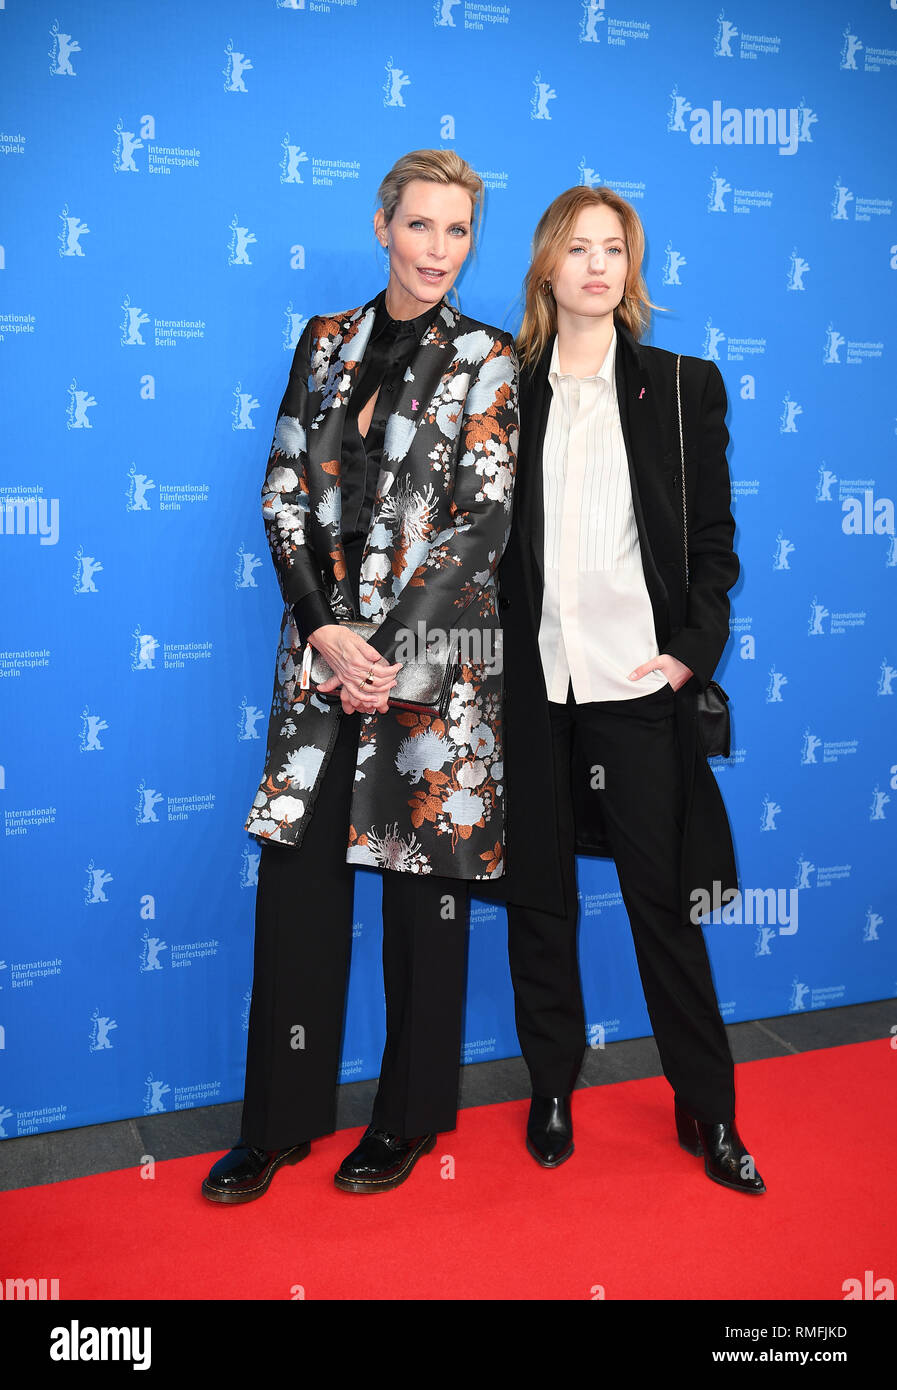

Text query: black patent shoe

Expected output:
[526,1094,574,1169]
[675,1100,766,1194]
[202,1137,310,1204]
[333,1125,436,1193]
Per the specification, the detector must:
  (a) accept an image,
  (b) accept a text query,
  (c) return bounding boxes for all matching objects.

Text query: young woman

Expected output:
[495,185,764,1194]
[203,150,518,1202]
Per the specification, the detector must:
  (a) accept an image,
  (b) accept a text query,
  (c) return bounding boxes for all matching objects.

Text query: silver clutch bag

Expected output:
[300,620,459,718]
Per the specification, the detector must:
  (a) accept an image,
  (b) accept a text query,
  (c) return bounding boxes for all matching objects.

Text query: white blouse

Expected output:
[537,332,669,704]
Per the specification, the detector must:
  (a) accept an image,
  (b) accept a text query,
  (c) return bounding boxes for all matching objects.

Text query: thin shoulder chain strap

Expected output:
[676,353,689,592]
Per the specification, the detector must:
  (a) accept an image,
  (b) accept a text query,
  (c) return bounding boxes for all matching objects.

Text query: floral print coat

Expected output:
[244,296,519,880]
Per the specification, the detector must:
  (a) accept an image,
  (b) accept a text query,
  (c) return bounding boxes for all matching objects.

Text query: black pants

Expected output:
[507,684,736,1124]
[241,709,471,1149]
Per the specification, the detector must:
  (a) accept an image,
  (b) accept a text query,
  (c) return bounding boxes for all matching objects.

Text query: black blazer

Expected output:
[511,321,738,689]
[487,321,740,919]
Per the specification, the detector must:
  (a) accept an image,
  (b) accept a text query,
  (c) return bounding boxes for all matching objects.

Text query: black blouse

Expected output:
[292,290,443,651]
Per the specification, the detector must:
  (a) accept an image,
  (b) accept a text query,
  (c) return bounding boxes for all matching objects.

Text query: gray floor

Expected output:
[0,998,890,1191]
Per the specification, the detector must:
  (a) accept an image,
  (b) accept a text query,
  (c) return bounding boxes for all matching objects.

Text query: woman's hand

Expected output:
[308,624,402,715]
[628,654,693,692]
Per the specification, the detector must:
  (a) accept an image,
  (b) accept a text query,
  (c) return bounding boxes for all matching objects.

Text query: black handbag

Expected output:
[676,355,732,760]
[300,619,459,718]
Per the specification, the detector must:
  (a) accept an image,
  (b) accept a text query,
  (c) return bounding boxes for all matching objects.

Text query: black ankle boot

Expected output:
[526,1094,574,1169]
[675,1100,766,1194]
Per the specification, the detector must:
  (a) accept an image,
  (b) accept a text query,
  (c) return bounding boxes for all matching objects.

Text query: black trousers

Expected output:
[241,709,471,1150]
[507,684,736,1124]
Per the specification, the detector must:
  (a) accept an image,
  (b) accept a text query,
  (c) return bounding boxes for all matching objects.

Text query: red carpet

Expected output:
[3,1040,894,1301]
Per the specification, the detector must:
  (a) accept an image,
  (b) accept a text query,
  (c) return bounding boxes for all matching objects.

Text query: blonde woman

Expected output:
[495,186,764,1194]
[204,150,518,1202]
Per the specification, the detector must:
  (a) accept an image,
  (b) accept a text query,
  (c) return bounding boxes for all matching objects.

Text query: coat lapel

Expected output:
[304,300,377,605]
[302,295,467,613]
[614,324,673,640]
[305,296,460,504]
[516,343,553,621]
[375,300,460,501]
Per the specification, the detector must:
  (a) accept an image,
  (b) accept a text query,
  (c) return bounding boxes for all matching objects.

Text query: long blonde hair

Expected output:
[517,186,658,366]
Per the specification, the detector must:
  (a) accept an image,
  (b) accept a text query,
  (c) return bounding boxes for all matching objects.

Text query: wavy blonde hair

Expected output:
[517,186,658,366]
[377,149,484,244]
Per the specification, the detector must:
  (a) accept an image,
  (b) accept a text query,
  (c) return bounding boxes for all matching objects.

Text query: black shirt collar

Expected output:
[372,288,444,344]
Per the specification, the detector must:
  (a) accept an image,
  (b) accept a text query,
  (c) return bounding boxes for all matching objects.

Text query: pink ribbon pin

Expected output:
[412,399,419,410]
[638,387,646,399]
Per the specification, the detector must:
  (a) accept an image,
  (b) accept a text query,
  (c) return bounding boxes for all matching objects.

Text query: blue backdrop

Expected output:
[1,0,895,1139]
